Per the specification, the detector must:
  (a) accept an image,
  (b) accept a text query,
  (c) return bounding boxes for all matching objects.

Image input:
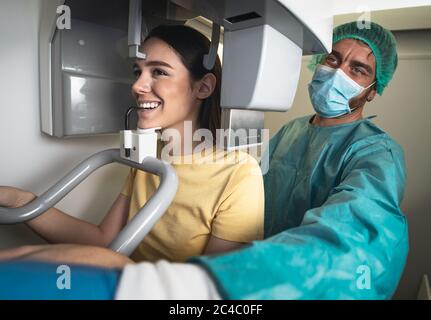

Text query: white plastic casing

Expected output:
[278,0,333,53]
[221,24,303,112]
[120,128,160,163]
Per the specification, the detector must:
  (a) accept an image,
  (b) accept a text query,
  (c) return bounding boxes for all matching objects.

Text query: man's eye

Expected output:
[325,56,338,67]
[352,67,365,75]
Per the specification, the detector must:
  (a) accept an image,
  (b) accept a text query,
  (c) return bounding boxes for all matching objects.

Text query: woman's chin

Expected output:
[137,120,161,130]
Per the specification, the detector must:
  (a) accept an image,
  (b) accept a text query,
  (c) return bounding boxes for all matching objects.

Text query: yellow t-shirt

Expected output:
[121,149,264,263]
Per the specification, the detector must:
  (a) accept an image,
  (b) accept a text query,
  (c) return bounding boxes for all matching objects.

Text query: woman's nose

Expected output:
[132,75,152,95]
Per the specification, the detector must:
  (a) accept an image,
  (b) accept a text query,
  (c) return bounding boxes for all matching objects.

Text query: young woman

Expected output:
[0,25,264,263]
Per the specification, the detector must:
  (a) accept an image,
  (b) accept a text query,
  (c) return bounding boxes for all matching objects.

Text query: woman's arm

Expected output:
[27,194,131,247]
[208,157,265,255]
[204,235,245,255]
[0,186,130,247]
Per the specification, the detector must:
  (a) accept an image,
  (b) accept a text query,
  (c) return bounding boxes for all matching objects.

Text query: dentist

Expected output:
[193,21,408,299]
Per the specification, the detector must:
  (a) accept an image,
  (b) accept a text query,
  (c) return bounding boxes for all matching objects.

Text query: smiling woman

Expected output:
[120,25,264,262]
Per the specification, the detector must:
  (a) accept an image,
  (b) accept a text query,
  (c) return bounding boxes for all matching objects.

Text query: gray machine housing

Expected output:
[39,0,200,138]
[39,0,331,145]
[50,19,136,137]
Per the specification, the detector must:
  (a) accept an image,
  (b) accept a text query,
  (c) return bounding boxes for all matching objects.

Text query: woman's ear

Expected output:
[196,73,216,100]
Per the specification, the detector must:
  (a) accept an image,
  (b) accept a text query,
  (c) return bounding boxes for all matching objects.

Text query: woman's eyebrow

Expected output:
[144,60,174,69]
[133,61,174,70]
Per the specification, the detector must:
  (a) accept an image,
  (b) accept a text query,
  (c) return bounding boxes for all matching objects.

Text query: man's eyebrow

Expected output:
[350,60,373,75]
[134,60,174,69]
[330,50,374,75]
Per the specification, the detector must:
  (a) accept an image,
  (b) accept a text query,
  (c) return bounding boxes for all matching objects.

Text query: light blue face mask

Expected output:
[308,64,375,118]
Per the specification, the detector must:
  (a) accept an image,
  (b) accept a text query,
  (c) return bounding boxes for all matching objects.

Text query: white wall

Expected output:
[265,29,431,299]
[0,0,129,247]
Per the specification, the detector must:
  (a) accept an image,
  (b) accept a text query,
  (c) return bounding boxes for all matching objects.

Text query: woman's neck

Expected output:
[161,121,204,156]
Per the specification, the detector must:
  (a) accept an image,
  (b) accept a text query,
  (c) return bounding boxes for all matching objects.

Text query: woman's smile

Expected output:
[136,103,162,118]
[138,101,162,109]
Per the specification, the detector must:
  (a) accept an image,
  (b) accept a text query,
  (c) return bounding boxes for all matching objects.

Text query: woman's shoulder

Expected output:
[234,150,260,167]
[213,149,261,169]
[222,150,263,185]
[218,150,264,202]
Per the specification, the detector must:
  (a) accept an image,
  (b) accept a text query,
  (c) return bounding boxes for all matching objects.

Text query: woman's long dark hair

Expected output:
[144,25,222,143]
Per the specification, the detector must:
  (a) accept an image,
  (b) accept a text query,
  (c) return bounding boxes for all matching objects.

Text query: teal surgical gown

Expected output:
[193,115,408,299]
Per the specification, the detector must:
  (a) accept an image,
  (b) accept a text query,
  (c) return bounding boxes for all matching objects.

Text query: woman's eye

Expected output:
[152,68,168,77]
[133,69,141,78]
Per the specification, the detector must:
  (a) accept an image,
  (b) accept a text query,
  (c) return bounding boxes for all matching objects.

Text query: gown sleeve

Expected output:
[191,138,409,299]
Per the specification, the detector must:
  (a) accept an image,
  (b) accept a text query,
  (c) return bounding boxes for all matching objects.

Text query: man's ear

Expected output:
[195,73,216,100]
[366,88,377,102]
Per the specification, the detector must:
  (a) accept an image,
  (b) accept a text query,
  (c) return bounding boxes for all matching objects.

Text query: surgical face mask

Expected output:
[308,64,375,118]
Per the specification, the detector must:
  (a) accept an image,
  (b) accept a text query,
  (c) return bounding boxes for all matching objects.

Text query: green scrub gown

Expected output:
[193,115,408,299]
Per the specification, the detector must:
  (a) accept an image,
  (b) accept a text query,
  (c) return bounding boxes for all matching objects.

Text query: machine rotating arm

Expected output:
[0,149,178,256]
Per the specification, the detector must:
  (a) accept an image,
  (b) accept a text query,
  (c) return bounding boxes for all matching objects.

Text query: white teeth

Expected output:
[139,102,160,109]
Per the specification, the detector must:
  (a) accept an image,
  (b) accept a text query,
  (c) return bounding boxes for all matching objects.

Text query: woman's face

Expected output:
[131,37,201,132]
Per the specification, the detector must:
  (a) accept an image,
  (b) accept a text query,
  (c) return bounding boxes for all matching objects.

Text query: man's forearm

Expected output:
[21,244,133,269]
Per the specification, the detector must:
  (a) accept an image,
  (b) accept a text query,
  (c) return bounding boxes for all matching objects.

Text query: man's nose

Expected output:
[337,62,351,77]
